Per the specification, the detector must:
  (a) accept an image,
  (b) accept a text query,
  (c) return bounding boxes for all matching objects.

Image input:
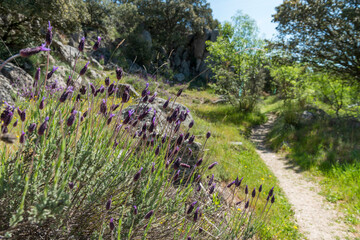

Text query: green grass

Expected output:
[264,97,360,233]
[174,90,302,239]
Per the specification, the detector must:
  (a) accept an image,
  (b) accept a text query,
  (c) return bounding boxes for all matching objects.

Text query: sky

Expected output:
[207,0,284,40]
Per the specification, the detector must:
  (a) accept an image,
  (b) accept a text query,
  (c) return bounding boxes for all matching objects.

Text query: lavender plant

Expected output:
[0,23,275,240]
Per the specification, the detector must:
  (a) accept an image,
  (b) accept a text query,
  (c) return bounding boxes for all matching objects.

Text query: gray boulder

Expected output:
[52,40,79,66]
[116,83,139,98]
[0,75,17,103]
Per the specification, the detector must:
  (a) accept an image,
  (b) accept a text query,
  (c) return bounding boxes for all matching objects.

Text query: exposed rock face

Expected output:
[0,62,33,103]
[116,83,139,98]
[52,40,79,65]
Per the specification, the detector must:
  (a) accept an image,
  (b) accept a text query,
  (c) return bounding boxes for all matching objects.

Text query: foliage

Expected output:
[206,11,266,111]
[272,0,360,83]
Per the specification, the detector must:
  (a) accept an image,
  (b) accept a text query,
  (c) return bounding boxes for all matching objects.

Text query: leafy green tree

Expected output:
[206,11,266,111]
[272,0,360,83]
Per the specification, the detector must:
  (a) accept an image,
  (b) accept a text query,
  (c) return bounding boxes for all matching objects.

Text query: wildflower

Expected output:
[245,200,249,209]
[138,108,151,121]
[28,123,37,133]
[188,148,192,156]
[113,139,119,149]
[199,227,203,233]
[133,167,143,182]
[67,111,77,127]
[59,87,73,103]
[236,201,243,205]
[195,175,201,182]
[143,95,148,103]
[19,43,50,57]
[18,108,26,122]
[13,119,18,127]
[184,132,190,141]
[93,36,101,51]
[122,89,130,103]
[19,131,25,143]
[46,21,52,46]
[193,207,200,222]
[245,185,248,194]
[271,195,275,204]
[39,97,46,109]
[235,177,243,187]
[109,218,115,231]
[176,88,183,97]
[106,196,112,210]
[208,162,218,170]
[208,174,214,186]
[170,108,179,121]
[116,67,123,80]
[47,66,58,80]
[187,201,197,214]
[68,182,74,190]
[141,83,149,97]
[149,92,157,103]
[111,104,120,111]
[38,116,49,135]
[76,94,81,102]
[196,184,201,192]
[206,131,211,139]
[180,163,190,168]
[3,112,13,126]
[99,85,105,94]
[195,158,202,167]
[78,37,85,52]
[80,85,87,95]
[173,170,180,182]
[151,162,155,173]
[132,205,138,215]
[107,113,115,125]
[144,210,154,219]
[1,126,8,134]
[174,120,181,132]
[155,145,160,156]
[268,187,274,197]
[100,99,107,115]
[188,120,194,129]
[34,67,41,87]
[163,97,171,109]
[209,183,216,194]
[227,181,235,188]
[188,135,195,144]
[66,75,72,86]
[176,133,183,145]
[252,188,256,198]
[148,121,155,133]
[259,184,263,193]
[161,134,167,144]
[173,158,181,170]
[79,61,90,76]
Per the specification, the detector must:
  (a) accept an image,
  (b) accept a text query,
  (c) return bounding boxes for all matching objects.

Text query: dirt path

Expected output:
[250,114,353,240]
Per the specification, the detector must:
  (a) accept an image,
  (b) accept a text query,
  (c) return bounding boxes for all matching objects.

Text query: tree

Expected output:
[272,0,360,83]
[206,11,266,111]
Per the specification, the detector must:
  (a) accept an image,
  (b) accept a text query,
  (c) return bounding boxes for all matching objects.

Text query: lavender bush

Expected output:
[0,23,275,239]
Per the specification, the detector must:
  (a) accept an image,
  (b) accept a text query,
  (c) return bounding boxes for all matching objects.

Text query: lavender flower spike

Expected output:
[47,66,58,80]
[93,36,101,51]
[187,201,197,214]
[133,167,143,182]
[106,196,112,210]
[193,207,200,222]
[79,61,90,76]
[78,37,85,52]
[38,116,49,136]
[19,43,50,57]
[133,205,138,215]
[208,162,218,169]
[144,210,154,219]
[39,97,46,109]
[109,218,115,231]
[19,131,25,144]
[46,21,53,46]
[116,67,123,80]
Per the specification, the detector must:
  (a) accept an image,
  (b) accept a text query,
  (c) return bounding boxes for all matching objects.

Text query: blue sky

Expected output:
[207,0,284,39]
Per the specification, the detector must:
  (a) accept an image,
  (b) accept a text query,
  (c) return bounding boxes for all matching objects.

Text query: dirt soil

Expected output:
[250,114,354,240]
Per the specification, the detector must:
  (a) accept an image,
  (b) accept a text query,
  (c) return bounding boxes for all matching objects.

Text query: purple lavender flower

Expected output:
[107,113,115,125]
[173,170,180,182]
[79,61,90,76]
[195,158,202,167]
[271,195,275,203]
[227,181,235,188]
[66,75,72,86]
[188,148,192,156]
[106,196,112,210]
[78,37,85,52]
[155,145,160,156]
[46,21,52,46]
[76,94,81,102]
[195,175,201,182]
[189,120,194,129]
[187,201,197,214]
[28,123,37,133]
[1,126,8,134]
[245,200,249,209]
[99,85,105,94]
[149,92,157,103]
[144,210,154,219]
[19,131,25,144]
[235,177,243,187]
[133,167,143,182]
[133,205,138,215]
[196,184,201,192]
[245,185,248,194]
[116,67,123,80]
[208,174,214,186]
[163,97,171,109]
[176,134,183,145]
[259,184,263,193]
[176,88,183,97]
[3,112,13,126]
[104,77,110,86]
[67,111,77,127]
[174,120,181,133]
[151,162,155,173]
[138,108,151,121]
[38,116,49,135]
[80,85,87,95]
[199,227,203,233]
[268,187,274,197]
[188,135,195,144]
[111,104,120,111]
[161,134,167,144]
[123,110,134,125]
[252,188,256,198]
[68,182,74,190]
[173,158,181,170]
[180,163,190,168]
[47,66,58,79]
[122,90,130,103]
[34,67,41,87]
[236,201,243,205]
[19,43,50,57]
[100,99,107,115]
[59,87,73,103]
[39,97,46,109]
[93,36,101,51]
[209,183,216,194]
[108,82,115,94]
[193,207,199,222]
[206,131,211,139]
[109,218,115,231]
[208,162,218,170]
[13,119,18,127]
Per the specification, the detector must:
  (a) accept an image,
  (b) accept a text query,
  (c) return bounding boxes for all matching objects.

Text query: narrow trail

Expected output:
[250,114,353,240]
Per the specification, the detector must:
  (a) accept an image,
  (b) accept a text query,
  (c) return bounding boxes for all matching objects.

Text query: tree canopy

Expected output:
[272,0,360,83]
